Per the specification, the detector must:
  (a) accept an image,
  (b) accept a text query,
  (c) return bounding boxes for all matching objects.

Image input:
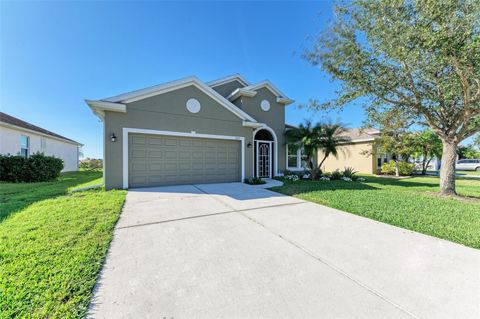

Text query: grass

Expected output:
[0,171,126,318]
[271,175,480,249]
[456,170,480,176]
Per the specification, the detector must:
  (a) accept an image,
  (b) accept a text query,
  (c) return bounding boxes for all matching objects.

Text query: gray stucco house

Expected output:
[86,74,294,189]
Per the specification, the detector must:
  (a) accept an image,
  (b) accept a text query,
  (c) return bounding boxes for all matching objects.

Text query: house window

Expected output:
[287,145,298,168]
[41,137,47,153]
[287,145,307,170]
[20,135,29,157]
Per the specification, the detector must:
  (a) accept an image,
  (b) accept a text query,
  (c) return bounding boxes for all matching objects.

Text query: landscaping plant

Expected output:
[305,0,480,195]
[245,177,266,185]
[409,130,443,175]
[381,160,415,176]
[330,169,342,180]
[79,157,103,171]
[0,153,63,182]
[285,120,349,180]
[342,167,358,181]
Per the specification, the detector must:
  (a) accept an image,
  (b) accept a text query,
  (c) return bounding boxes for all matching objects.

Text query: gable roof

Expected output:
[207,74,249,88]
[227,80,295,105]
[0,112,81,145]
[86,76,257,123]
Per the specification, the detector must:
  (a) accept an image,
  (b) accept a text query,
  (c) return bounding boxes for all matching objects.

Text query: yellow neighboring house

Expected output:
[318,128,391,174]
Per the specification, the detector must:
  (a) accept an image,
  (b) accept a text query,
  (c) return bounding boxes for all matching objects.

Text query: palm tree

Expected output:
[285,121,348,179]
[317,123,350,169]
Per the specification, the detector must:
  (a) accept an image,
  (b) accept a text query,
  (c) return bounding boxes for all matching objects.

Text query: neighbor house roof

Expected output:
[339,128,381,143]
[0,112,81,145]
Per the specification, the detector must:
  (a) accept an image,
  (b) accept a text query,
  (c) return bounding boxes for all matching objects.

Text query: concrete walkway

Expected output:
[89,183,480,319]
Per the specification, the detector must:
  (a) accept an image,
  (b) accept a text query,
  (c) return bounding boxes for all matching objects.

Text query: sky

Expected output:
[1,1,375,158]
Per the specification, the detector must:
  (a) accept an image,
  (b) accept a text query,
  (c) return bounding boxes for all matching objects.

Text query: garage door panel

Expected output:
[131,136,146,144]
[129,133,241,187]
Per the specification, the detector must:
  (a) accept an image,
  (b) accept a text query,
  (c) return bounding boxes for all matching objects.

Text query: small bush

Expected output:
[283,169,306,178]
[342,167,358,181]
[330,169,342,180]
[284,174,300,181]
[0,153,64,182]
[381,160,415,176]
[79,158,102,171]
[245,177,266,185]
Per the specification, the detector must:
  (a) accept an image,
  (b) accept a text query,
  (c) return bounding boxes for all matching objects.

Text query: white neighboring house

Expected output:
[0,112,82,171]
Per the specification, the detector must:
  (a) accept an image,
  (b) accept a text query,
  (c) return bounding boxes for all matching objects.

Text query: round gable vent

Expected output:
[186,98,201,113]
[260,99,270,111]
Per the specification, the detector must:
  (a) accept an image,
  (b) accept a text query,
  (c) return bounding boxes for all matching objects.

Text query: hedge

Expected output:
[0,153,64,182]
[381,160,415,176]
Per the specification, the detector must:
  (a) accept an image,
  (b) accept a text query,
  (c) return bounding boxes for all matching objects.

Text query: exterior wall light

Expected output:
[110,133,117,143]
[247,142,253,148]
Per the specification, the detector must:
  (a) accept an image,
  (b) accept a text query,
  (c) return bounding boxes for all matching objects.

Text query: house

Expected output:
[317,128,391,174]
[0,112,82,171]
[85,74,294,189]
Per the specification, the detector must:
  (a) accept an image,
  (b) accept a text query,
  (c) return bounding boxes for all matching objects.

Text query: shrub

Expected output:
[381,160,415,176]
[284,174,300,181]
[0,153,64,182]
[283,169,306,178]
[245,177,266,185]
[79,158,103,171]
[342,167,358,181]
[330,169,342,180]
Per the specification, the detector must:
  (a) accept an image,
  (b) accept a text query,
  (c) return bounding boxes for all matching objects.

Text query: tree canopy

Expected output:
[305,0,480,195]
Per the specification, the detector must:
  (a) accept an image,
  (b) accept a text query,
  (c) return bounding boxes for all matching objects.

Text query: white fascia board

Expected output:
[85,100,126,121]
[102,76,199,103]
[242,121,265,128]
[98,76,257,123]
[207,74,250,88]
[243,80,290,99]
[276,97,295,105]
[227,88,257,101]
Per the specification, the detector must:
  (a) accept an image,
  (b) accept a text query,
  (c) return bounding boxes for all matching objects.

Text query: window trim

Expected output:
[286,144,305,171]
[20,135,30,157]
[40,137,47,153]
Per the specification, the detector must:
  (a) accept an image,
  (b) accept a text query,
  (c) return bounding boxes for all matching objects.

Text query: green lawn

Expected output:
[271,175,480,249]
[456,170,480,176]
[0,171,126,318]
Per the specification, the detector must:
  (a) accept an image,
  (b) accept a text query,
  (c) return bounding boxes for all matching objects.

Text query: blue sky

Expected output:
[1,1,368,158]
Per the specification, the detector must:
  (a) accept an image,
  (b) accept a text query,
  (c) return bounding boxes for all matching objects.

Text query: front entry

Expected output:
[254,128,275,179]
[256,141,272,178]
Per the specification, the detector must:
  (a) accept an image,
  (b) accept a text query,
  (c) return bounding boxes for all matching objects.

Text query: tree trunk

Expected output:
[423,158,432,175]
[421,157,427,175]
[318,154,328,169]
[439,140,457,196]
[394,159,400,177]
[308,157,316,180]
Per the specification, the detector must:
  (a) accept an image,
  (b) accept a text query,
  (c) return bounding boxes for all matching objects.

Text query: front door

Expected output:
[257,141,272,178]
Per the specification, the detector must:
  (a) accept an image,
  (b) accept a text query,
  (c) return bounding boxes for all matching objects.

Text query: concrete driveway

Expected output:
[89,183,480,319]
